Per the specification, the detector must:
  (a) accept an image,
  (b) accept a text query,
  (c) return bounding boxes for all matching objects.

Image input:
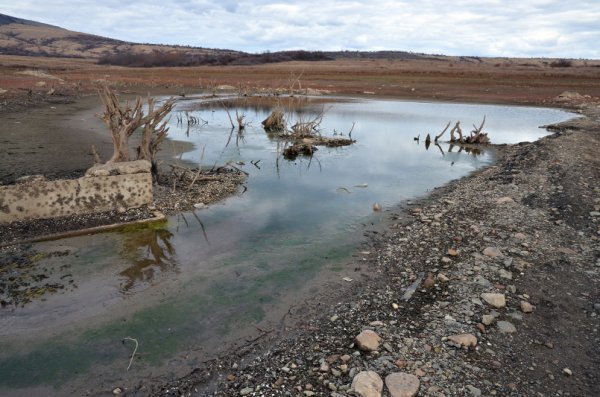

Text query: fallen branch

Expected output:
[122,337,139,371]
[435,121,451,142]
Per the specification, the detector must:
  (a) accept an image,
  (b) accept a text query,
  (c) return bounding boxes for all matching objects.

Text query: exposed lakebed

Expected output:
[0,97,571,395]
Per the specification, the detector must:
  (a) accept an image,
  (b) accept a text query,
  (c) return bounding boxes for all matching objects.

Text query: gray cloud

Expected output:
[3,0,598,58]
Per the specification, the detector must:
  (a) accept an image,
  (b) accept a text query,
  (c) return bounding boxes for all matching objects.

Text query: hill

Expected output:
[0,13,238,60]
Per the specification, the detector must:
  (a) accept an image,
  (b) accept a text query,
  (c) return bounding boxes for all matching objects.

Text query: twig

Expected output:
[91,144,101,164]
[221,101,235,129]
[122,337,139,371]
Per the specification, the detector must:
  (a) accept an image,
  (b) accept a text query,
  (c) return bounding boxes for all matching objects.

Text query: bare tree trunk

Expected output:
[138,96,176,169]
[99,86,145,163]
[99,85,175,172]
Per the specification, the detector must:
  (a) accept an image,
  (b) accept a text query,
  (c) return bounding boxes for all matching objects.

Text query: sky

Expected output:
[2,0,599,58]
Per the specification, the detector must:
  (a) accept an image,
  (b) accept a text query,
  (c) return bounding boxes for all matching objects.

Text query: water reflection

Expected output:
[416,138,484,158]
[119,227,177,293]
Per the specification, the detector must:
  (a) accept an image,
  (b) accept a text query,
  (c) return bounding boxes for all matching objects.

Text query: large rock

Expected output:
[481,293,506,308]
[385,373,420,397]
[351,371,383,397]
[355,330,381,352]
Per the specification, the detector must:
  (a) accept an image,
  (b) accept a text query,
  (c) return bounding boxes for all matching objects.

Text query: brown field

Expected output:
[1,54,600,107]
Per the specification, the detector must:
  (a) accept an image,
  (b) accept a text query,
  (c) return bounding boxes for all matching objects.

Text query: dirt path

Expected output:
[146,103,600,396]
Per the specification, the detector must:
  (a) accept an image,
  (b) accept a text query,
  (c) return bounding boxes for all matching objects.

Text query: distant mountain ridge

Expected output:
[0,13,59,28]
[0,13,238,60]
[1,13,580,67]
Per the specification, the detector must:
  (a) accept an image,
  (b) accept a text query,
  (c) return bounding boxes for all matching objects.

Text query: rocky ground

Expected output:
[145,101,600,396]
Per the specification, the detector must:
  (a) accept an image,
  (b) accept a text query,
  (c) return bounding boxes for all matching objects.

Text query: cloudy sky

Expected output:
[3,0,599,58]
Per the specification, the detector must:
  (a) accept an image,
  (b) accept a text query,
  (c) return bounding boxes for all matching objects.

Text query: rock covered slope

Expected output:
[151,100,600,396]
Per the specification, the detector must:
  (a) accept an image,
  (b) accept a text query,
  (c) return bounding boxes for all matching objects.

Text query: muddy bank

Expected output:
[0,92,248,245]
[144,101,600,396]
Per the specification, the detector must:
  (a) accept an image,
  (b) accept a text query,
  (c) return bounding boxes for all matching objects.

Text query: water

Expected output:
[0,97,571,395]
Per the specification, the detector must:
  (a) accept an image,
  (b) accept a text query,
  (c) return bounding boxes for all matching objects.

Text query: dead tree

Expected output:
[99,85,145,163]
[138,96,176,174]
[235,109,246,131]
[99,85,175,168]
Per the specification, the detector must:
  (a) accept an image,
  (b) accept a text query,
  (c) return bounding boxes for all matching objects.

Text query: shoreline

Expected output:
[1,93,599,395]
[146,101,599,396]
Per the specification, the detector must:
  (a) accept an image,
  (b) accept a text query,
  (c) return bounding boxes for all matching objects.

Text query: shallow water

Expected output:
[0,97,571,395]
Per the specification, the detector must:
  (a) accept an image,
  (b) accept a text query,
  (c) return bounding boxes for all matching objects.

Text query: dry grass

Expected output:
[1,55,600,106]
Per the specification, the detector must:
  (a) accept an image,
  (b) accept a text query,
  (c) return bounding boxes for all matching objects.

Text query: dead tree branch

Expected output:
[435,121,451,142]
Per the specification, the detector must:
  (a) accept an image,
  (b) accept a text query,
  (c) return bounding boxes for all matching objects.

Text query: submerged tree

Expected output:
[99,85,176,174]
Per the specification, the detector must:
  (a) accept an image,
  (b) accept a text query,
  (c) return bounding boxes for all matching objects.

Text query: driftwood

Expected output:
[448,117,490,144]
[262,106,356,160]
[435,121,451,142]
[262,110,285,132]
[283,143,318,160]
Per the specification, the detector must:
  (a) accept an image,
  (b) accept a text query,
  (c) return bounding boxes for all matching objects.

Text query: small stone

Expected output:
[392,303,399,310]
[437,273,450,283]
[482,314,495,326]
[369,320,385,327]
[477,323,486,333]
[557,246,577,255]
[448,248,458,256]
[499,269,513,280]
[447,333,478,348]
[341,354,352,363]
[562,368,573,376]
[355,330,381,352]
[240,387,254,396]
[304,391,315,397]
[514,233,527,240]
[520,301,535,313]
[193,202,207,209]
[590,211,600,217]
[373,202,382,212]
[483,247,503,258]
[441,256,452,264]
[395,359,408,368]
[112,388,123,395]
[352,371,383,397]
[497,321,517,333]
[330,314,339,322]
[474,275,491,287]
[385,372,420,397]
[423,272,435,288]
[481,293,506,308]
[466,385,482,396]
[413,368,425,377]
[495,196,514,204]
